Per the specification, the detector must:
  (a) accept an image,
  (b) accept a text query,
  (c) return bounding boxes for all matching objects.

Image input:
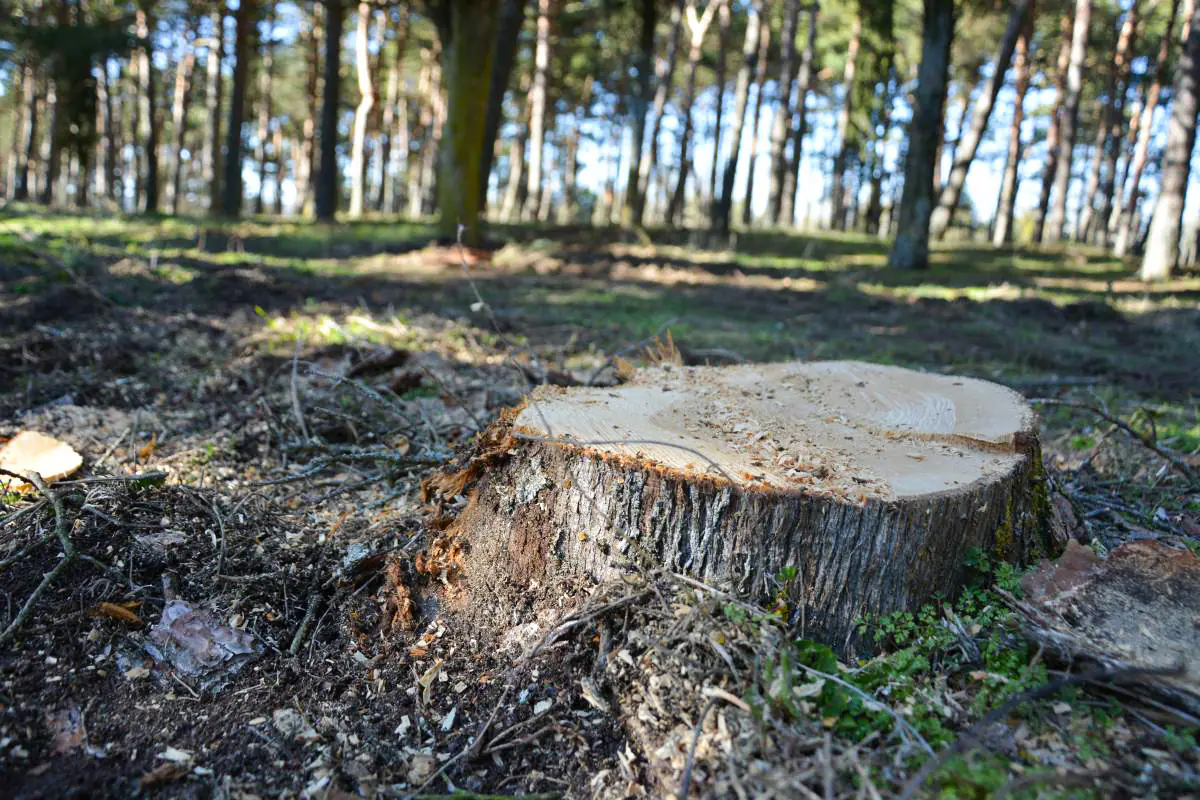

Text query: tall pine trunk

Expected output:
[349,2,376,218]
[929,0,1031,239]
[767,0,802,225]
[295,3,320,217]
[711,0,763,237]
[622,0,658,225]
[377,8,409,212]
[315,0,344,222]
[781,1,818,228]
[96,60,115,201]
[524,0,555,221]
[479,0,528,208]
[1141,3,1200,280]
[434,0,504,245]
[666,1,717,225]
[1089,3,1138,244]
[1044,0,1091,243]
[167,33,197,214]
[1032,13,1073,243]
[202,4,224,213]
[829,11,862,230]
[740,8,771,226]
[254,9,275,214]
[635,1,683,224]
[888,0,954,270]
[1114,0,1181,255]
[136,7,160,213]
[707,0,730,213]
[15,63,38,201]
[992,23,1031,247]
[220,0,255,217]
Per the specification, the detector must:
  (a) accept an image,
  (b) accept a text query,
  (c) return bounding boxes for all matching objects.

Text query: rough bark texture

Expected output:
[929,0,1030,240]
[889,0,954,270]
[992,23,1031,248]
[1114,0,1181,256]
[1141,4,1200,281]
[711,0,763,238]
[1044,0,1091,244]
[447,361,1055,654]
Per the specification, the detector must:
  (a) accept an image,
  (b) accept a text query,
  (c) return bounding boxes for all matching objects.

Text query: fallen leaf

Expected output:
[45,707,87,754]
[124,666,150,680]
[137,432,158,461]
[0,431,83,491]
[91,601,143,627]
[139,763,188,789]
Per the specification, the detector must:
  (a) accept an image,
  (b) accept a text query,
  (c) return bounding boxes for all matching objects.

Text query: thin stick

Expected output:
[289,591,322,656]
[679,699,716,799]
[794,662,933,756]
[0,469,74,648]
[1030,398,1196,484]
[291,337,312,443]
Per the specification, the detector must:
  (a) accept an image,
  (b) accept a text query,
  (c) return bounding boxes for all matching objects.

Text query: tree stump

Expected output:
[446,361,1057,652]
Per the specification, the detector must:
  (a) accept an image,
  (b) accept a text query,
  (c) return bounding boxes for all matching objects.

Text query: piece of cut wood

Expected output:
[0,431,83,492]
[446,361,1058,653]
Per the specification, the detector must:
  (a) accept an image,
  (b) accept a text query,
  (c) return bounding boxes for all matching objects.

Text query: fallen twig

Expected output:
[1030,398,1196,485]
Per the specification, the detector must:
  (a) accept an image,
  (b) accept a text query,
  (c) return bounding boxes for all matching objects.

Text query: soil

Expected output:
[1,227,1198,797]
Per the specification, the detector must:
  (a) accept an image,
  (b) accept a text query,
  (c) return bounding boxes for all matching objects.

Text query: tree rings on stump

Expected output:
[441,360,1057,652]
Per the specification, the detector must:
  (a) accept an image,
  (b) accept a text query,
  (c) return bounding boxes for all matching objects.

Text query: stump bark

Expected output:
[447,360,1057,652]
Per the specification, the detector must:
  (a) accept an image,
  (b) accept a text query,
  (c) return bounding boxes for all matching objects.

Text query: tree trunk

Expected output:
[295,4,321,217]
[1141,4,1200,280]
[376,7,408,212]
[479,0,528,208]
[711,0,764,238]
[202,4,225,213]
[767,0,802,226]
[622,0,658,225]
[272,127,285,214]
[781,1,819,228]
[1089,2,1138,245]
[634,1,684,225]
[435,0,502,246]
[442,360,1056,655]
[829,12,862,231]
[136,7,160,213]
[523,0,555,221]
[1032,13,1073,243]
[929,0,1031,240]
[408,47,439,219]
[992,23,1031,248]
[349,2,375,218]
[253,9,275,215]
[15,63,38,201]
[889,0,954,270]
[95,60,114,201]
[666,1,717,225]
[707,0,731,215]
[1044,0,1091,244]
[168,36,197,215]
[740,9,772,227]
[500,117,528,222]
[220,0,255,217]
[1114,0,1181,255]
[315,0,344,222]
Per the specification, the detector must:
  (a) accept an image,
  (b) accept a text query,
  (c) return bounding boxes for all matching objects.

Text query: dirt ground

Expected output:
[1,213,1199,798]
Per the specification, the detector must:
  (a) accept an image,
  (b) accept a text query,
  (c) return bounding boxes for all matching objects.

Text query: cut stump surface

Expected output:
[451,360,1057,652]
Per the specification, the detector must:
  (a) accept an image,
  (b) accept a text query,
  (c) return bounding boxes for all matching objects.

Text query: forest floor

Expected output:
[0,205,1198,798]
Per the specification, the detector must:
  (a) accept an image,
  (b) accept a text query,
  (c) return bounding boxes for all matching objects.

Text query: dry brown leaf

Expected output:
[138,763,189,789]
[0,431,83,492]
[91,601,144,626]
[137,432,158,461]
